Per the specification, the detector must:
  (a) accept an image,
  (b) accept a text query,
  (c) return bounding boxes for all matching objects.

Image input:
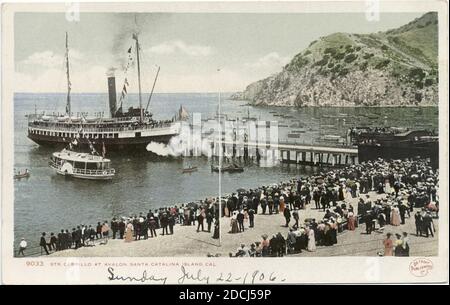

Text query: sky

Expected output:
[14,12,425,93]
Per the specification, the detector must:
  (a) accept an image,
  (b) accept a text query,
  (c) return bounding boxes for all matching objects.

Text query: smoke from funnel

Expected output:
[106,67,116,77]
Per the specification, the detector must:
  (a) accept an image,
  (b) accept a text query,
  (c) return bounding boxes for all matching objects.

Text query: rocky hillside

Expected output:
[233,12,438,107]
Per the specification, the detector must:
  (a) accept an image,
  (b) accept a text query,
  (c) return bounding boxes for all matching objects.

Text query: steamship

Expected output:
[27,32,183,152]
[349,127,439,167]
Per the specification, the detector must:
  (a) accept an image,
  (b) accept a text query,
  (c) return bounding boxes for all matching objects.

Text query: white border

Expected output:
[1,0,448,284]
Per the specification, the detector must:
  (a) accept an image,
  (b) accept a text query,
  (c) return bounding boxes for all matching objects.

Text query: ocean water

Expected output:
[13,92,438,253]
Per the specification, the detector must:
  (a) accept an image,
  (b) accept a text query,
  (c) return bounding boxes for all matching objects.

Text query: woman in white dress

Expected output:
[390,205,401,226]
[384,178,392,194]
[307,227,316,252]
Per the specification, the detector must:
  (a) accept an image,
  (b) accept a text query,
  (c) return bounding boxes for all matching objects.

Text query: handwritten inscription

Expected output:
[107,266,286,284]
[107,267,168,284]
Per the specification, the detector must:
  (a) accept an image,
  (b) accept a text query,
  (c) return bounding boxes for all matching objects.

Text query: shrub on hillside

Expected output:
[344,53,357,63]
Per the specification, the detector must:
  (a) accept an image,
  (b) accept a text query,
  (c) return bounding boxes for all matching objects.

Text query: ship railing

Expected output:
[48,161,115,175]
[72,167,115,176]
[28,122,174,133]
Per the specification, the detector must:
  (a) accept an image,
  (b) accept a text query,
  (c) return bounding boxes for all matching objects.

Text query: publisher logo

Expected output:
[409,258,433,277]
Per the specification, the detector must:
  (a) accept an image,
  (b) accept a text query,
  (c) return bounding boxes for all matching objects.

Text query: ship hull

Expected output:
[358,141,439,167]
[28,133,175,152]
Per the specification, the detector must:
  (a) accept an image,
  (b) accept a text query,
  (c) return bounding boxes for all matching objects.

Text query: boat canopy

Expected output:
[52,149,110,163]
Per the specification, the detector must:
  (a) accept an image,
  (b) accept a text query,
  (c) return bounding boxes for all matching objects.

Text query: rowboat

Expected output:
[182,166,198,173]
[14,170,30,179]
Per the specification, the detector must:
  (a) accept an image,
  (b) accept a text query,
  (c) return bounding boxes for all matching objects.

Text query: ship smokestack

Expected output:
[107,76,117,118]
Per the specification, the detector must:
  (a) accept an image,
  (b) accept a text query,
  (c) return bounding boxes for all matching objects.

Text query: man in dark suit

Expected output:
[364,211,373,234]
[66,229,72,249]
[96,222,102,239]
[283,206,291,227]
[196,210,204,232]
[414,211,423,236]
[118,219,125,239]
[393,182,401,197]
[160,213,169,235]
[75,226,82,249]
[49,233,57,251]
[71,228,77,248]
[206,211,214,232]
[132,216,139,239]
[40,232,49,255]
[141,217,149,239]
[89,225,96,241]
[148,217,157,237]
[168,215,175,235]
[399,203,407,225]
[58,230,65,250]
[237,210,245,232]
[248,208,255,228]
[422,212,434,238]
[111,218,118,239]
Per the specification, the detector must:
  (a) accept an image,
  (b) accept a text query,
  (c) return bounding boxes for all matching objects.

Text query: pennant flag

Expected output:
[127,46,132,53]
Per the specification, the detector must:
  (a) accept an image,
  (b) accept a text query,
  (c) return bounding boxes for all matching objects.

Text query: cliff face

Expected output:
[235,12,438,107]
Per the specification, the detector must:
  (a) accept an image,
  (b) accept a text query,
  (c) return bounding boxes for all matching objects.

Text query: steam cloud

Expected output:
[146,123,214,157]
[146,136,184,157]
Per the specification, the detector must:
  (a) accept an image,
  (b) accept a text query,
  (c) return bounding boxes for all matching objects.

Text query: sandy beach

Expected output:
[49,190,438,258]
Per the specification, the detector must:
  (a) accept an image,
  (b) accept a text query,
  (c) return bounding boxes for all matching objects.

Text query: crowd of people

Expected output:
[25,157,438,257]
[228,158,439,257]
[33,202,223,255]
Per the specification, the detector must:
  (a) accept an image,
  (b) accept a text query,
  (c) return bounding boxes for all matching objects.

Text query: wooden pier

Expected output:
[206,139,359,166]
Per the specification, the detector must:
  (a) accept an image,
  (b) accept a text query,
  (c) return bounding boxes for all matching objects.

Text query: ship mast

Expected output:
[133,33,144,123]
[65,32,72,119]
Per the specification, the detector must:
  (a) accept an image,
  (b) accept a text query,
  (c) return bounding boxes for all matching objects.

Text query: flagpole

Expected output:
[133,33,144,123]
[65,32,71,120]
[217,68,222,247]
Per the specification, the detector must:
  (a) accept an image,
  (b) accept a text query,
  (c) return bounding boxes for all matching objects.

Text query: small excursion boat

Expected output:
[14,169,30,179]
[182,166,198,173]
[49,149,115,180]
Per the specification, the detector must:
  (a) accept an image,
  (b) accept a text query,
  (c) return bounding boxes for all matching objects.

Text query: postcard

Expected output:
[1,0,448,285]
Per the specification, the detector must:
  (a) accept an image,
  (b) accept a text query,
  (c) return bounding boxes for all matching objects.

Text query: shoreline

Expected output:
[227,99,438,108]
